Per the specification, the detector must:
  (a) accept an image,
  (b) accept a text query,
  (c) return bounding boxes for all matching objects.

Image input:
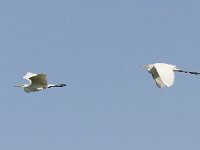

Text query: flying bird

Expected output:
[142,63,200,88]
[15,72,66,93]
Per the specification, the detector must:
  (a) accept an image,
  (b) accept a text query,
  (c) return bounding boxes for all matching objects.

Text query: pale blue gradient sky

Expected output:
[1,0,200,150]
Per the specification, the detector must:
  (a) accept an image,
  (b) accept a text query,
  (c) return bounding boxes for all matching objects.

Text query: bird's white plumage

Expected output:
[23,72,38,83]
[15,72,66,93]
[142,63,199,88]
[23,72,37,79]
[154,63,176,87]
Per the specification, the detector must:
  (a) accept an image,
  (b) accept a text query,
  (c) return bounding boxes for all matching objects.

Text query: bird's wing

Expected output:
[150,67,166,88]
[29,73,48,87]
[154,63,175,87]
[23,72,38,83]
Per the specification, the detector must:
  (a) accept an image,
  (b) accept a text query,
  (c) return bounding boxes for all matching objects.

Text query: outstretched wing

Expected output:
[154,63,175,87]
[29,73,48,87]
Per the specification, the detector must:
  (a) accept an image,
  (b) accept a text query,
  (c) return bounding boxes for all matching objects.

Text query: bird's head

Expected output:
[14,84,28,88]
[140,64,154,71]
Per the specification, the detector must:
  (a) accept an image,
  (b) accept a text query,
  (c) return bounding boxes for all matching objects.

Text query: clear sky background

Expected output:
[1,0,200,150]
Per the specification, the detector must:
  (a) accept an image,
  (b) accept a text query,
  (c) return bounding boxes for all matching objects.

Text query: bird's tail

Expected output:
[48,84,66,88]
[174,69,200,75]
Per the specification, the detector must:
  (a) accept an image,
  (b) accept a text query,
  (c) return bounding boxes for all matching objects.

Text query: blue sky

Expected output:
[1,0,200,149]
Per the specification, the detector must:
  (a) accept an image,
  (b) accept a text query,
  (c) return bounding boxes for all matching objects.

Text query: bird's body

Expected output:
[142,63,200,88]
[15,72,66,93]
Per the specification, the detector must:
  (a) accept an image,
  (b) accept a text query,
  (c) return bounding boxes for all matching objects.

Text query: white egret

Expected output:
[15,72,66,93]
[142,63,200,88]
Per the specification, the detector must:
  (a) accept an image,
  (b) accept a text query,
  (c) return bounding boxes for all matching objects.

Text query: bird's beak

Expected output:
[14,84,21,87]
